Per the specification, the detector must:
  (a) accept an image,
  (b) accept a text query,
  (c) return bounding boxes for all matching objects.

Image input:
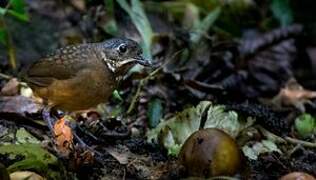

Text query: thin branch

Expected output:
[259,126,316,148]
[0,72,13,80]
[126,50,183,114]
[284,137,316,148]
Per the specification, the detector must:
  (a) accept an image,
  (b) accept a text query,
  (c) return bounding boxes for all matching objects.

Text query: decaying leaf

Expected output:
[69,0,86,12]
[105,146,130,165]
[10,171,44,180]
[0,144,61,179]
[16,128,40,144]
[270,78,316,111]
[53,116,74,156]
[1,78,19,96]
[242,140,282,160]
[0,96,42,115]
[0,127,40,145]
[147,101,254,155]
[0,79,34,97]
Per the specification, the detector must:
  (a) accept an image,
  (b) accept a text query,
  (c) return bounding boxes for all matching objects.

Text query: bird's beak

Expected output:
[134,56,152,67]
[116,56,152,69]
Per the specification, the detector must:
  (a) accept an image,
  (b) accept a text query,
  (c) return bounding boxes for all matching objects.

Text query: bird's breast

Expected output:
[38,66,117,111]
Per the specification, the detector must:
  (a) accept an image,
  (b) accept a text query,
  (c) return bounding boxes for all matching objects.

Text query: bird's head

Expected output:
[99,38,151,74]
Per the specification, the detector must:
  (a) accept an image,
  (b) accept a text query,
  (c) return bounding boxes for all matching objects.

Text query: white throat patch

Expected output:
[100,52,136,73]
[101,52,116,73]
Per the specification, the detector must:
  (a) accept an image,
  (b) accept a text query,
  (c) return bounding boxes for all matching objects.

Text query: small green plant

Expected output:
[295,113,316,138]
[0,0,29,69]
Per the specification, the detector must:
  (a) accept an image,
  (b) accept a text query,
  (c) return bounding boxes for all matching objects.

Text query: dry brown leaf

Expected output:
[10,171,44,180]
[69,0,86,11]
[53,117,74,156]
[71,150,94,169]
[0,96,43,115]
[270,79,316,111]
[1,78,20,96]
[105,146,130,165]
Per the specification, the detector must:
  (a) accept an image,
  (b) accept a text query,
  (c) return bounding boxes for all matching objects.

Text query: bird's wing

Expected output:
[25,44,97,87]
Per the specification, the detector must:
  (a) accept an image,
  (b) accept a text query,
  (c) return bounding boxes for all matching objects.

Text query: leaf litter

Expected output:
[0,0,316,179]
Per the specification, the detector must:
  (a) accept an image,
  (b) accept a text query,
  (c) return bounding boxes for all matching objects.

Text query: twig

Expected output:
[0,1,17,70]
[126,64,163,114]
[284,137,316,148]
[259,126,316,148]
[0,72,12,80]
[127,79,144,114]
[126,50,183,114]
[258,126,286,143]
[287,144,302,157]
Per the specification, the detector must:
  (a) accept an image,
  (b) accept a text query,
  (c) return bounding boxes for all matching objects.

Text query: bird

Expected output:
[25,37,151,131]
[26,37,150,110]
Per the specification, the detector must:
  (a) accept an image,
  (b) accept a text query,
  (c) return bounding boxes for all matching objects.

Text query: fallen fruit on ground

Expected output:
[179,128,242,178]
[279,172,315,180]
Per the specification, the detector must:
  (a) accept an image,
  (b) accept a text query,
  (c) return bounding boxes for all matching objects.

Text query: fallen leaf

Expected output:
[69,0,86,11]
[16,128,40,144]
[71,149,95,170]
[0,144,61,179]
[10,171,44,180]
[105,146,130,165]
[1,78,19,96]
[242,140,282,160]
[53,117,74,156]
[270,78,316,111]
[0,96,42,115]
[147,101,254,156]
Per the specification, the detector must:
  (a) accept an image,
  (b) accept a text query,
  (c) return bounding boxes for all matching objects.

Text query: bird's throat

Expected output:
[101,52,116,73]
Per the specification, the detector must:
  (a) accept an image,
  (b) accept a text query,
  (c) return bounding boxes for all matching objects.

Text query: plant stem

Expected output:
[0,72,12,80]
[0,1,17,70]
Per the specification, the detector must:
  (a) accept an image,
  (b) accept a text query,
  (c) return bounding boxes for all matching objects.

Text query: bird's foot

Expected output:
[42,106,56,133]
[42,107,101,158]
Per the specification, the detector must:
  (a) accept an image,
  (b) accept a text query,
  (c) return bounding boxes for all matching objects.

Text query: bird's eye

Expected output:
[118,44,127,53]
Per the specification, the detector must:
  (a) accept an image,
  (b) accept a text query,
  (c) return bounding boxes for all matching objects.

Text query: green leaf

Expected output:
[0,144,62,179]
[0,7,7,16]
[147,98,163,128]
[16,128,40,144]
[116,0,153,60]
[271,0,293,27]
[295,114,316,138]
[7,9,29,22]
[182,3,200,29]
[190,7,221,43]
[7,0,29,22]
[103,0,118,35]
[10,0,26,14]
[112,90,123,102]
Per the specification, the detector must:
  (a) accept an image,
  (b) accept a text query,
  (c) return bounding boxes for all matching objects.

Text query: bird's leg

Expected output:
[42,107,102,158]
[42,106,55,134]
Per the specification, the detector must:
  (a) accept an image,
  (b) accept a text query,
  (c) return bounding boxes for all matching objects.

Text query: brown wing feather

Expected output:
[25,43,97,87]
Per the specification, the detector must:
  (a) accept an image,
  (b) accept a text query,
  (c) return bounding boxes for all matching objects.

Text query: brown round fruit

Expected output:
[280,172,315,180]
[179,128,242,177]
